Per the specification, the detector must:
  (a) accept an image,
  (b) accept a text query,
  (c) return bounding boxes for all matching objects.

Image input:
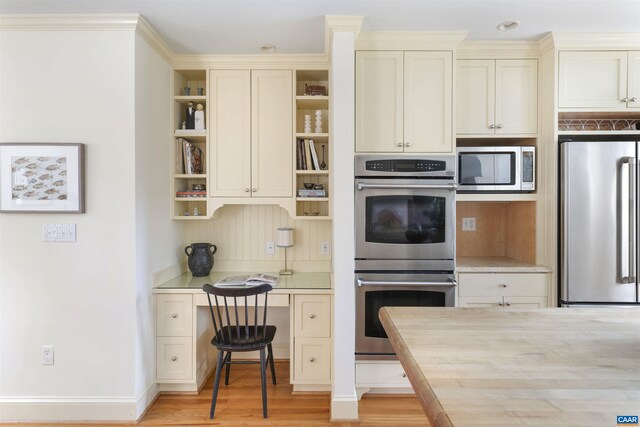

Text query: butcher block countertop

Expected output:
[379,307,640,427]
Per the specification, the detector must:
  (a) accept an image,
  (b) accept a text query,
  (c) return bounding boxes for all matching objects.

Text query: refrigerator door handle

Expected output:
[621,157,637,283]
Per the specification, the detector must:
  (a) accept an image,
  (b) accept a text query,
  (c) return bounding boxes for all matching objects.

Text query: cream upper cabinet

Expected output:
[210,69,292,197]
[457,59,537,135]
[559,51,640,110]
[356,50,453,153]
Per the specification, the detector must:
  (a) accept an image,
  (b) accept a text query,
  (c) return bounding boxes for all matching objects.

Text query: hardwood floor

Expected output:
[11,361,428,426]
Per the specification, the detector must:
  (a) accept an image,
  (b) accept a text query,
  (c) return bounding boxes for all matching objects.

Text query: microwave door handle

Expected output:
[356,182,458,191]
[620,157,637,283]
[356,278,458,287]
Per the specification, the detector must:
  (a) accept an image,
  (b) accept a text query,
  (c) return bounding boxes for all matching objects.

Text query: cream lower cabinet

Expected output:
[559,51,640,110]
[290,294,332,390]
[457,59,537,135]
[156,294,194,382]
[457,272,548,308]
[209,69,293,197]
[356,50,453,153]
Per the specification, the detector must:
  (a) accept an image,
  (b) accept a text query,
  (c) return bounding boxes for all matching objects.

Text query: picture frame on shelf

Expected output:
[0,143,85,213]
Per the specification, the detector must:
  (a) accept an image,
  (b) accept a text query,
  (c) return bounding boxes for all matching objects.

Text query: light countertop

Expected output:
[380,306,640,427]
[154,271,332,294]
[457,256,552,273]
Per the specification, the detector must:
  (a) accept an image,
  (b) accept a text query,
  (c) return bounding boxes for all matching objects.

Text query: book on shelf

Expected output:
[177,138,204,175]
[176,190,207,198]
[304,139,313,171]
[309,139,320,170]
[296,138,308,170]
[215,273,279,287]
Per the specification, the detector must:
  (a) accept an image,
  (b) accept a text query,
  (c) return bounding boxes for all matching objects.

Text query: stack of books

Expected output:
[296,138,321,171]
[175,138,204,175]
[176,190,206,199]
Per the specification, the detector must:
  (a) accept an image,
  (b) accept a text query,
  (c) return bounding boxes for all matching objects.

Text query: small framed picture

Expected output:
[0,143,85,213]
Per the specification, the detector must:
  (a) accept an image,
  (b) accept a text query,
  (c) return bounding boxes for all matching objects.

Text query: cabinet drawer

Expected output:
[355,361,411,387]
[157,336,193,380]
[193,292,289,307]
[458,273,547,297]
[293,337,331,383]
[156,294,193,336]
[294,294,331,337]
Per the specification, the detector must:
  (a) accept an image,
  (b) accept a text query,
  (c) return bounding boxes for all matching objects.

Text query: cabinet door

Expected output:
[251,70,293,197]
[628,51,640,110]
[157,336,193,380]
[156,294,193,337]
[456,60,495,134]
[293,337,331,383]
[495,60,537,134]
[210,70,251,196]
[558,51,628,109]
[356,51,403,152]
[404,51,453,153]
[294,294,331,338]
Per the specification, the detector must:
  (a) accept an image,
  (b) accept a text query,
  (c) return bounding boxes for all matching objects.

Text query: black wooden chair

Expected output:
[202,283,277,419]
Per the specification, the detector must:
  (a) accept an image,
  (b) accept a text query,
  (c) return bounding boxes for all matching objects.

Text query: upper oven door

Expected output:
[355,178,456,260]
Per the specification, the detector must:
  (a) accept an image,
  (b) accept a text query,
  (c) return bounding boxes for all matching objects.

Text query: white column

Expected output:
[327,16,362,421]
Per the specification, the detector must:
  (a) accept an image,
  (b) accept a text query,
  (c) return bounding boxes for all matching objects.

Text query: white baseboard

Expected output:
[330,393,359,421]
[0,383,159,423]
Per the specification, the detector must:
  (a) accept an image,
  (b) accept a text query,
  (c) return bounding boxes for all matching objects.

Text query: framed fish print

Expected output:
[0,143,85,213]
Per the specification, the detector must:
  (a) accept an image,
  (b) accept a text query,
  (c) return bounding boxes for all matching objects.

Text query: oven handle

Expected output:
[356,278,458,287]
[356,182,458,191]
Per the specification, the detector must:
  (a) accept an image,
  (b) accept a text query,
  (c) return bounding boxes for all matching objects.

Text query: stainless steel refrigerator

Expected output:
[560,135,638,306]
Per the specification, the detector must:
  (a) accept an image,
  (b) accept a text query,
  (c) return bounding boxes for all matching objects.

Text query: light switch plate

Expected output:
[462,217,476,231]
[43,224,76,242]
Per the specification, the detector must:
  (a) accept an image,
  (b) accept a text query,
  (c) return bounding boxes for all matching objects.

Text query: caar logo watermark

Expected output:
[617,415,639,426]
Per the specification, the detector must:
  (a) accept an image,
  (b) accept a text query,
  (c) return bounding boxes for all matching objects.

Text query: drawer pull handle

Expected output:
[401,372,407,378]
[504,301,511,307]
[500,283,508,288]
[309,357,315,363]
[497,301,504,307]
[171,313,178,318]
[309,314,316,319]
[171,356,177,362]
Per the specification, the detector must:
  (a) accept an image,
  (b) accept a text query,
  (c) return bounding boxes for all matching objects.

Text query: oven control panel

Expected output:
[355,155,456,177]
[365,159,446,173]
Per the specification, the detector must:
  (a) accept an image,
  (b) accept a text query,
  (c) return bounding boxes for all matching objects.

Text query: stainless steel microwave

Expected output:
[456,146,535,192]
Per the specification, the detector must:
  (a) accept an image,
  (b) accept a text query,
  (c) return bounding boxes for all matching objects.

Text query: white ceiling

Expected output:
[1,0,639,55]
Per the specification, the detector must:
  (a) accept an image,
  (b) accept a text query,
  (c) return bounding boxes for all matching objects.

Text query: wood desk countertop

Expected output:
[379,307,640,427]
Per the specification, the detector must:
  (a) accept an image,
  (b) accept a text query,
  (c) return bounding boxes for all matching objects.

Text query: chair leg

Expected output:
[259,348,268,418]
[224,352,232,385]
[209,350,225,419]
[267,343,276,385]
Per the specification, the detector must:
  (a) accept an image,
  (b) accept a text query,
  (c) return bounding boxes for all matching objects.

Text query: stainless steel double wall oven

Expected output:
[354,155,457,357]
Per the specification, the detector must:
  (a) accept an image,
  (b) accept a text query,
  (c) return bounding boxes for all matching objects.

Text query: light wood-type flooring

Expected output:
[12,361,429,426]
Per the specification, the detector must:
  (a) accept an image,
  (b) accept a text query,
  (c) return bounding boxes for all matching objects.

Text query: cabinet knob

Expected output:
[630,97,638,103]
[397,142,403,147]
[401,372,407,378]
[404,142,411,147]
[504,301,511,307]
[489,124,495,129]
[621,98,629,103]
[171,356,177,362]
[252,188,257,193]
[244,188,250,192]
[309,357,315,363]
[171,313,178,318]
[497,301,504,307]
[496,124,503,129]
[500,283,508,288]
[309,314,316,319]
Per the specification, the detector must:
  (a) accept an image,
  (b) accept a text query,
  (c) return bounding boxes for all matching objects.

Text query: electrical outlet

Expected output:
[43,224,76,242]
[320,241,330,256]
[462,217,476,231]
[41,346,54,365]
[266,241,275,255]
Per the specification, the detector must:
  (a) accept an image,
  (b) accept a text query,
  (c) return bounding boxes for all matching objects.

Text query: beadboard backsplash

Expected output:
[184,205,332,272]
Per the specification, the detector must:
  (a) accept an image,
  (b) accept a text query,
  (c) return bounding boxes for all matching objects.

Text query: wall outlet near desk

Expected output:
[41,345,54,365]
[320,241,330,256]
[462,217,476,231]
[266,241,275,255]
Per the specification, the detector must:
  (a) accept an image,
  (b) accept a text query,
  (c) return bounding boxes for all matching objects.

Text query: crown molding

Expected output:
[325,15,364,56]
[537,33,555,55]
[172,54,329,70]
[457,40,541,59]
[135,15,174,64]
[0,13,140,31]
[552,32,640,50]
[355,31,468,51]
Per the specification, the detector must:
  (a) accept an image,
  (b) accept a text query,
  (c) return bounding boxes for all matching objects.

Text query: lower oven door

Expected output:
[355,273,456,357]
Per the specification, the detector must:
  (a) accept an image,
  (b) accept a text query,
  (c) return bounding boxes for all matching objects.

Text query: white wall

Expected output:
[0,26,181,421]
[133,34,182,412]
